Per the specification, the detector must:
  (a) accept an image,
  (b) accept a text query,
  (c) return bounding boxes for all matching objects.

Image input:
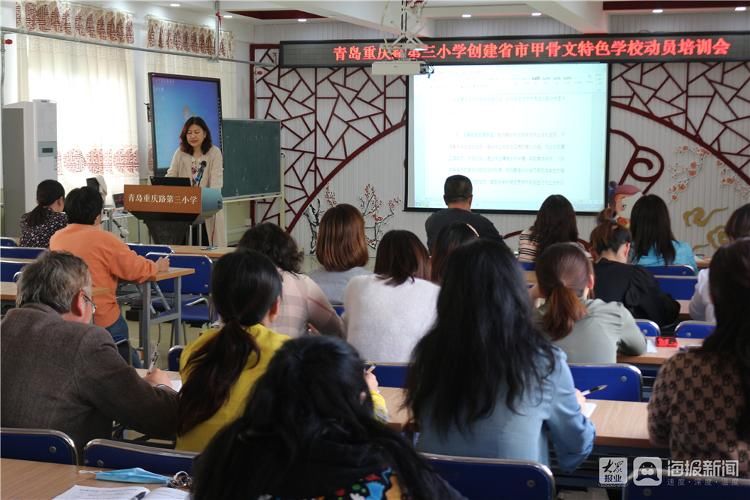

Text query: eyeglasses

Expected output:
[81,291,96,313]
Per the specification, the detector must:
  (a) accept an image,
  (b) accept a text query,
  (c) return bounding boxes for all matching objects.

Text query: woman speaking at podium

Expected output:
[167,116,226,247]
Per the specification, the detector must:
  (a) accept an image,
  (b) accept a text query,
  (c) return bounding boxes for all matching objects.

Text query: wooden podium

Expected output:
[124,185,222,244]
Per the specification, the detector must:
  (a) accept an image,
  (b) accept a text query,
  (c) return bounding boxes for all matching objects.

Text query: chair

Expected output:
[635,319,660,337]
[168,345,184,372]
[333,305,345,317]
[0,237,18,247]
[568,364,642,402]
[675,320,715,339]
[654,276,698,300]
[1,261,27,282]
[624,473,750,499]
[423,453,555,500]
[0,247,45,259]
[372,363,408,388]
[519,261,536,271]
[0,427,78,465]
[127,243,173,257]
[84,439,197,475]
[640,265,696,276]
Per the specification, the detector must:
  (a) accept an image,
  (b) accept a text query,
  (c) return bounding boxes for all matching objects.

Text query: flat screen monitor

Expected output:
[148,73,222,175]
[151,176,191,187]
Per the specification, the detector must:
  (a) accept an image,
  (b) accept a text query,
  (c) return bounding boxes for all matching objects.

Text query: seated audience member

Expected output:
[177,250,289,451]
[406,240,594,471]
[536,243,646,364]
[309,204,371,305]
[690,203,750,322]
[344,230,439,363]
[518,194,585,263]
[590,208,680,328]
[629,194,697,271]
[238,223,344,338]
[0,252,177,456]
[50,187,169,366]
[192,336,459,499]
[19,179,68,248]
[649,238,750,478]
[429,222,479,284]
[424,174,505,251]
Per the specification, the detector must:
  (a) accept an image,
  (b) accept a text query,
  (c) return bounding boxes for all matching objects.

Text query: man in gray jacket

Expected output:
[1,251,178,456]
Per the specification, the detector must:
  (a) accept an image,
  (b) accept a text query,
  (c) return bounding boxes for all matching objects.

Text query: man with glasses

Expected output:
[1,251,178,456]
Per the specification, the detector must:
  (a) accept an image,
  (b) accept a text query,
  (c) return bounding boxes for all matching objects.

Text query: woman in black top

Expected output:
[589,209,679,329]
[19,180,67,248]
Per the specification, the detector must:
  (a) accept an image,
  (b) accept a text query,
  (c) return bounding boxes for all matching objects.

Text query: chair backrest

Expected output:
[635,319,660,337]
[1,261,27,282]
[333,305,345,317]
[1,427,78,465]
[568,364,642,402]
[640,265,695,276]
[168,345,184,372]
[653,276,698,300]
[519,261,536,271]
[372,363,408,388]
[624,473,750,499]
[0,237,18,247]
[0,247,45,259]
[423,453,555,500]
[146,252,212,295]
[128,243,173,257]
[84,439,197,475]
[674,321,716,339]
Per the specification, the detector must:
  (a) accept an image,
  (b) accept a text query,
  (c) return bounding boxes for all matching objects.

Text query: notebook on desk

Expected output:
[54,485,187,500]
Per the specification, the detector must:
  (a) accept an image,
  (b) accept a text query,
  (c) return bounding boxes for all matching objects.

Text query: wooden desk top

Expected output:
[381,388,653,448]
[0,458,164,498]
[1,281,17,301]
[678,299,690,320]
[153,267,195,281]
[618,338,702,366]
[170,245,234,259]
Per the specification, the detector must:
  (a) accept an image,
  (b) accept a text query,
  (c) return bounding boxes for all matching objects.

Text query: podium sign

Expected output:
[124,185,202,215]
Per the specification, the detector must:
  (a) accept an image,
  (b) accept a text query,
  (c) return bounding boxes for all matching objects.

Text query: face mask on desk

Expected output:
[95,467,170,484]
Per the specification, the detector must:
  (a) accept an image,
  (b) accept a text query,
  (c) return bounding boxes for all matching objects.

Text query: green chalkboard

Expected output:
[221,119,281,199]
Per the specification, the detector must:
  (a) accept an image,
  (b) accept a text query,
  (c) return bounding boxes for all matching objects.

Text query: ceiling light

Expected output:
[652,8,663,14]
[531,12,542,17]
[736,6,747,11]
[297,18,307,23]
[169,3,180,7]
[224,14,233,19]
[461,13,472,18]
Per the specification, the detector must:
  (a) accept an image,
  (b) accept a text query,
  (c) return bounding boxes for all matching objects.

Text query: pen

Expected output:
[581,384,608,397]
[147,348,159,374]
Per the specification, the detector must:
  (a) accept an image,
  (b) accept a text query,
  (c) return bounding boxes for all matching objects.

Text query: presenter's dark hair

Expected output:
[725,203,750,240]
[24,180,65,227]
[179,116,212,155]
[193,336,452,499]
[406,239,556,435]
[238,223,303,274]
[589,207,631,258]
[316,204,369,272]
[702,238,750,438]
[630,194,676,265]
[430,222,478,283]
[374,230,430,286]
[443,175,473,203]
[536,243,591,341]
[178,250,281,435]
[530,194,579,260]
[64,186,103,225]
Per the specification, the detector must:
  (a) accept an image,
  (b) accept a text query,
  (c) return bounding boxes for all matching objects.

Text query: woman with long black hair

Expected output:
[406,240,594,472]
[19,179,67,248]
[192,336,461,499]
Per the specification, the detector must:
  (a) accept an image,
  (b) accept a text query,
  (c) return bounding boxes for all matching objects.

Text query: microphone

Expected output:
[194,160,207,185]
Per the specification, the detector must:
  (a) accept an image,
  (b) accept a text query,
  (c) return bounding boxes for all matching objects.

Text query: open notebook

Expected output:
[54,486,188,500]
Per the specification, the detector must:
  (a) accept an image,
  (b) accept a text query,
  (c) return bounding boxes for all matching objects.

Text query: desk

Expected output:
[618,338,702,366]
[525,270,537,285]
[1,284,108,304]
[170,245,233,259]
[0,458,165,498]
[380,388,653,449]
[139,267,194,362]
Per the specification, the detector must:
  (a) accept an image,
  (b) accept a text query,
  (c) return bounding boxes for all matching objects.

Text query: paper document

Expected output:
[646,338,658,353]
[54,486,188,500]
[583,402,597,418]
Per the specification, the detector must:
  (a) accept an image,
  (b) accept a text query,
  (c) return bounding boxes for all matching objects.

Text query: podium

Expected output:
[124,185,223,244]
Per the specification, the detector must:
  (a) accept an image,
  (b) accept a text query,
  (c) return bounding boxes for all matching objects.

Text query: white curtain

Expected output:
[15,1,139,203]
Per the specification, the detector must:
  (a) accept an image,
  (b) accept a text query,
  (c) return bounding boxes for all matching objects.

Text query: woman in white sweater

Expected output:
[344,230,439,363]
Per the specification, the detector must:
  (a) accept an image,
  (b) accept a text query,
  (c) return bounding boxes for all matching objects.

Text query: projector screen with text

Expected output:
[407,63,608,213]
